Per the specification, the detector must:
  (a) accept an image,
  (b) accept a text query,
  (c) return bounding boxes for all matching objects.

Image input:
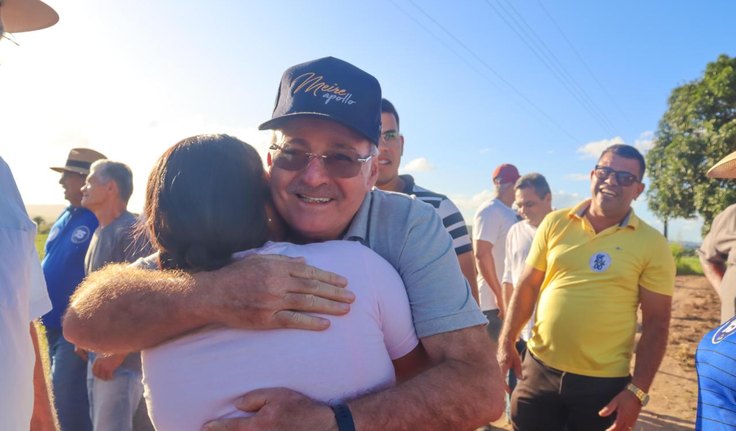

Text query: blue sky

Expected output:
[2,0,735,243]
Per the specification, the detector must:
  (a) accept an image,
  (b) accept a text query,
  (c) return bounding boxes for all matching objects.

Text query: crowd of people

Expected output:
[2,1,736,431]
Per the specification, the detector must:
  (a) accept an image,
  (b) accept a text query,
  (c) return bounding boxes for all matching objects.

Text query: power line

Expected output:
[535,0,631,123]
[387,0,505,95]
[391,0,582,143]
[484,0,617,135]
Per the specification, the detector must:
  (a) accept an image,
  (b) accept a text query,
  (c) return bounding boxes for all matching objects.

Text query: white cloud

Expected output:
[551,190,582,209]
[577,137,625,159]
[479,148,491,154]
[577,131,654,159]
[449,189,494,224]
[634,131,655,154]
[565,173,589,181]
[401,157,435,173]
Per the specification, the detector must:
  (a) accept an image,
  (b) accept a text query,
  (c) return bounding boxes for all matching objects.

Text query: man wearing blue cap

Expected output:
[65,56,505,431]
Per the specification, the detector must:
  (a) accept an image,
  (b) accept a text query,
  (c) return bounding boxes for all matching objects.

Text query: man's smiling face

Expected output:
[590,152,644,220]
[376,111,404,187]
[268,117,378,242]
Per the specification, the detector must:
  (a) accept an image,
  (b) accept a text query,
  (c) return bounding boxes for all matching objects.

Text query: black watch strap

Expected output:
[330,403,356,431]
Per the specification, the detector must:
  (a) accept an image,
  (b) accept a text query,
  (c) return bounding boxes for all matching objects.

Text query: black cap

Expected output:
[259,57,382,145]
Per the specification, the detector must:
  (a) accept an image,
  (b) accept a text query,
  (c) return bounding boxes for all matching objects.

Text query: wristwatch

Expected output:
[626,383,650,406]
[330,403,356,431]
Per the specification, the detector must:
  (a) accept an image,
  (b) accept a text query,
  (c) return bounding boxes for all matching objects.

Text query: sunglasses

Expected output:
[270,143,374,178]
[593,165,639,186]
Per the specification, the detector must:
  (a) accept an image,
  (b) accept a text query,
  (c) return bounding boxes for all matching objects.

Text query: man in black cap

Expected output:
[43,147,106,431]
[66,57,504,431]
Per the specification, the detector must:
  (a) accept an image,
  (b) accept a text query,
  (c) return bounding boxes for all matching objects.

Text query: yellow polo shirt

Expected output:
[526,200,675,377]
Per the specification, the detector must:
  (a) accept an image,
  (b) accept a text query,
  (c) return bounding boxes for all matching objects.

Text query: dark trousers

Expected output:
[511,351,629,431]
[508,339,527,391]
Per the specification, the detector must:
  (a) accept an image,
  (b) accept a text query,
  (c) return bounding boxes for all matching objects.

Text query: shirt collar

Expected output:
[342,191,374,244]
[399,174,415,194]
[568,199,639,229]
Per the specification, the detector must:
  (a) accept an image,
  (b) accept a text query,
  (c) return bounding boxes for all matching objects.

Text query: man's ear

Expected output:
[634,182,645,200]
[368,154,379,187]
[108,179,118,196]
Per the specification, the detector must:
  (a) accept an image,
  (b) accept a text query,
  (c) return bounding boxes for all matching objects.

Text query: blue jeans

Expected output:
[87,353,145,431]
[46,326,93,431]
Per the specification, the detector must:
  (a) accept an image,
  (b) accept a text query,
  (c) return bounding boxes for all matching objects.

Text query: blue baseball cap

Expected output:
[259,56,382,145]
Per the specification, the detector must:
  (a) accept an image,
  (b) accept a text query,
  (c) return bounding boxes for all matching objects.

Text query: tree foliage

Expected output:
[647,54,736,235]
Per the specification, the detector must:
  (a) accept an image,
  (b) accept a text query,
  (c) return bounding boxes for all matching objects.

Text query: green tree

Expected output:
[647,54,736,236]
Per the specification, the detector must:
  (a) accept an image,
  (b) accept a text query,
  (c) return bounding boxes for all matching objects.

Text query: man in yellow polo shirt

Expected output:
[498,144,675,431]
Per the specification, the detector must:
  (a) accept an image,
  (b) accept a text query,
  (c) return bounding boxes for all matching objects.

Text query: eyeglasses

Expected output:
[381,131,401,144]
[593,165,639,186]
[270,143,374,178]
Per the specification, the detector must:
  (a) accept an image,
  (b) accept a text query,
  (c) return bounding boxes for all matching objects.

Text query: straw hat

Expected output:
[50,148,107,176]
[1,0,59,33]
[707,150,736,179]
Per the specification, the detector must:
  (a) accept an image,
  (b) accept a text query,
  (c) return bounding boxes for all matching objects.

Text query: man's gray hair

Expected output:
[514,173,551,200]
[90,159,134,203]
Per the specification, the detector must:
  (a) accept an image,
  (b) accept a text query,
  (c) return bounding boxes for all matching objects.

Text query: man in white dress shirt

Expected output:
[502,173,552,390]
[1,0,59,429]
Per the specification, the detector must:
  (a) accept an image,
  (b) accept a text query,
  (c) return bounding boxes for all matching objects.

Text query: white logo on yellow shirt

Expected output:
[589,252,611,272]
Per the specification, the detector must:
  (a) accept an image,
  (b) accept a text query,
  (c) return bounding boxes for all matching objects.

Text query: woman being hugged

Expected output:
[138,134,424,430]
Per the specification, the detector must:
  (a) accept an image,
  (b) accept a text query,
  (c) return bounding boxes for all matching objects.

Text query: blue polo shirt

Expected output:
[41,206,98,329]
[696,315,736,430]
[343,189,484,338]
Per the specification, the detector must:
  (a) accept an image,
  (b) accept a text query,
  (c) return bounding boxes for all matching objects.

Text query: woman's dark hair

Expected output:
[143,134,269,272]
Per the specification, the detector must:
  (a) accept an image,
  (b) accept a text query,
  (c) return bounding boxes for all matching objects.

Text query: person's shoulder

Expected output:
[722,203,736,214]
[507,219,528,236]
[534,208,571,233]
[109,211,137,230]
[632,215,667,241]
[480,199,516,219]
[546,207,570,222]
[276,240,396,274]
[132,252,159,270]
[630,216,672,257]
[370,188,435,215]
[323,240,386,262]
[474,198,497,218]
[713,203,736,223]
[76,207,98,223]
[410,182,450,201]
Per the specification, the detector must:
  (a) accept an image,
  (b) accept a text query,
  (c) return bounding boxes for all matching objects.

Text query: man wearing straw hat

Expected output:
[694,150,736,430]
[699,152,736,324]
[42,148,106,431]
[1,0,58,429]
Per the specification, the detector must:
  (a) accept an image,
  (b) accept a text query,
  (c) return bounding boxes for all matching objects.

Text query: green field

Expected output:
[670,243,704,276]
[36,232,48,260]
